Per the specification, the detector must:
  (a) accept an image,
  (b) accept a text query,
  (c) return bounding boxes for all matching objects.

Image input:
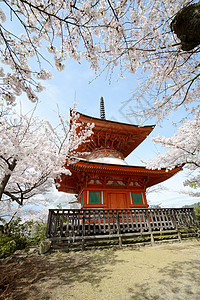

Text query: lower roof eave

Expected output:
[58,161,183,194]
[68,160,183,175]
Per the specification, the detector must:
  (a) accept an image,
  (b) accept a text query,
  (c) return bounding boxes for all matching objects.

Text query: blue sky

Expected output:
[15,56,200,208]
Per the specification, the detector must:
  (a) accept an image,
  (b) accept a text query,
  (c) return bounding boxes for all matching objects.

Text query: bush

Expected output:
[29,221,47,245]
[0,236,16,258]
[0,217,47,258]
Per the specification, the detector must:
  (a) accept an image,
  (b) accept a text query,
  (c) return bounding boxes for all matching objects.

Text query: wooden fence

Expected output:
[46,208,199,248]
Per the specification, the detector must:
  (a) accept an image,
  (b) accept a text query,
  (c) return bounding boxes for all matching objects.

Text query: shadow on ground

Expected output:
[127,259,200,300]
[1,243,200,300]
[0,249,125,300]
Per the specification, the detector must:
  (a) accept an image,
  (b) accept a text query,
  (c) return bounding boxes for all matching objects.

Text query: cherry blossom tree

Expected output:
[1,0,200,196]
[0,0,199,123]
[146,114,200,190]
[0,105,93,206]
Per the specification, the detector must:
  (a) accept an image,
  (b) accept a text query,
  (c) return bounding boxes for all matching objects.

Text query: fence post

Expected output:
[45,209,52,238]
[117,210,122,247]
[145,209,154,245]
[82,210,86,250]
[171,209,182,242]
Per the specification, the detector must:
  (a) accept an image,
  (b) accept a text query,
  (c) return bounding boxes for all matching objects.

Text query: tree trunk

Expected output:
[0,159,17,201]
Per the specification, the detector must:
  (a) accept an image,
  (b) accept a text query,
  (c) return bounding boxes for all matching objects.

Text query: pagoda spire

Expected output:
[100,96,106,119]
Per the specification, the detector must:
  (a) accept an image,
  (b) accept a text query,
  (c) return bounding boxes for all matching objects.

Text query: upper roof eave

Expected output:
[74,111,156,157]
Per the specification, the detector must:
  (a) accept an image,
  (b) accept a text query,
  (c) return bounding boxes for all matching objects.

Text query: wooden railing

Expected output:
[46,208,199,247]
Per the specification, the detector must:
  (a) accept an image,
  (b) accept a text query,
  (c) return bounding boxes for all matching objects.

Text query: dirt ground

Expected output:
[0,240,200,300]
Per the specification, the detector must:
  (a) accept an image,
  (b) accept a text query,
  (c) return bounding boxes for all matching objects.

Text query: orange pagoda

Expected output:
[57,98,182,209]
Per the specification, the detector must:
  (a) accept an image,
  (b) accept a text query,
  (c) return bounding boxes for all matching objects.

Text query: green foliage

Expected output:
[0,217,46,258]
[0,232,28,259]
[0,236,16,258]
[188,182,200,189]
[30,221,47,245]
[56,203,62,209]
[194,202,200,225]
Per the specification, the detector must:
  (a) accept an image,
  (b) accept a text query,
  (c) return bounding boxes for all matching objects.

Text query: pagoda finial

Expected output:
[100,96,106,120]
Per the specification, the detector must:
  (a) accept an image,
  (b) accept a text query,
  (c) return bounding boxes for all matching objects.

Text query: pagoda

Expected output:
[57,98,182,209]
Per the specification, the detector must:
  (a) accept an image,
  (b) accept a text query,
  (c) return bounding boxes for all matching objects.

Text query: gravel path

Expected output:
[1,240,200,300]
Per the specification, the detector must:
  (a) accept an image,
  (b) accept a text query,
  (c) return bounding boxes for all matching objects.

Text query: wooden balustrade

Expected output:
[46,208,199,247]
